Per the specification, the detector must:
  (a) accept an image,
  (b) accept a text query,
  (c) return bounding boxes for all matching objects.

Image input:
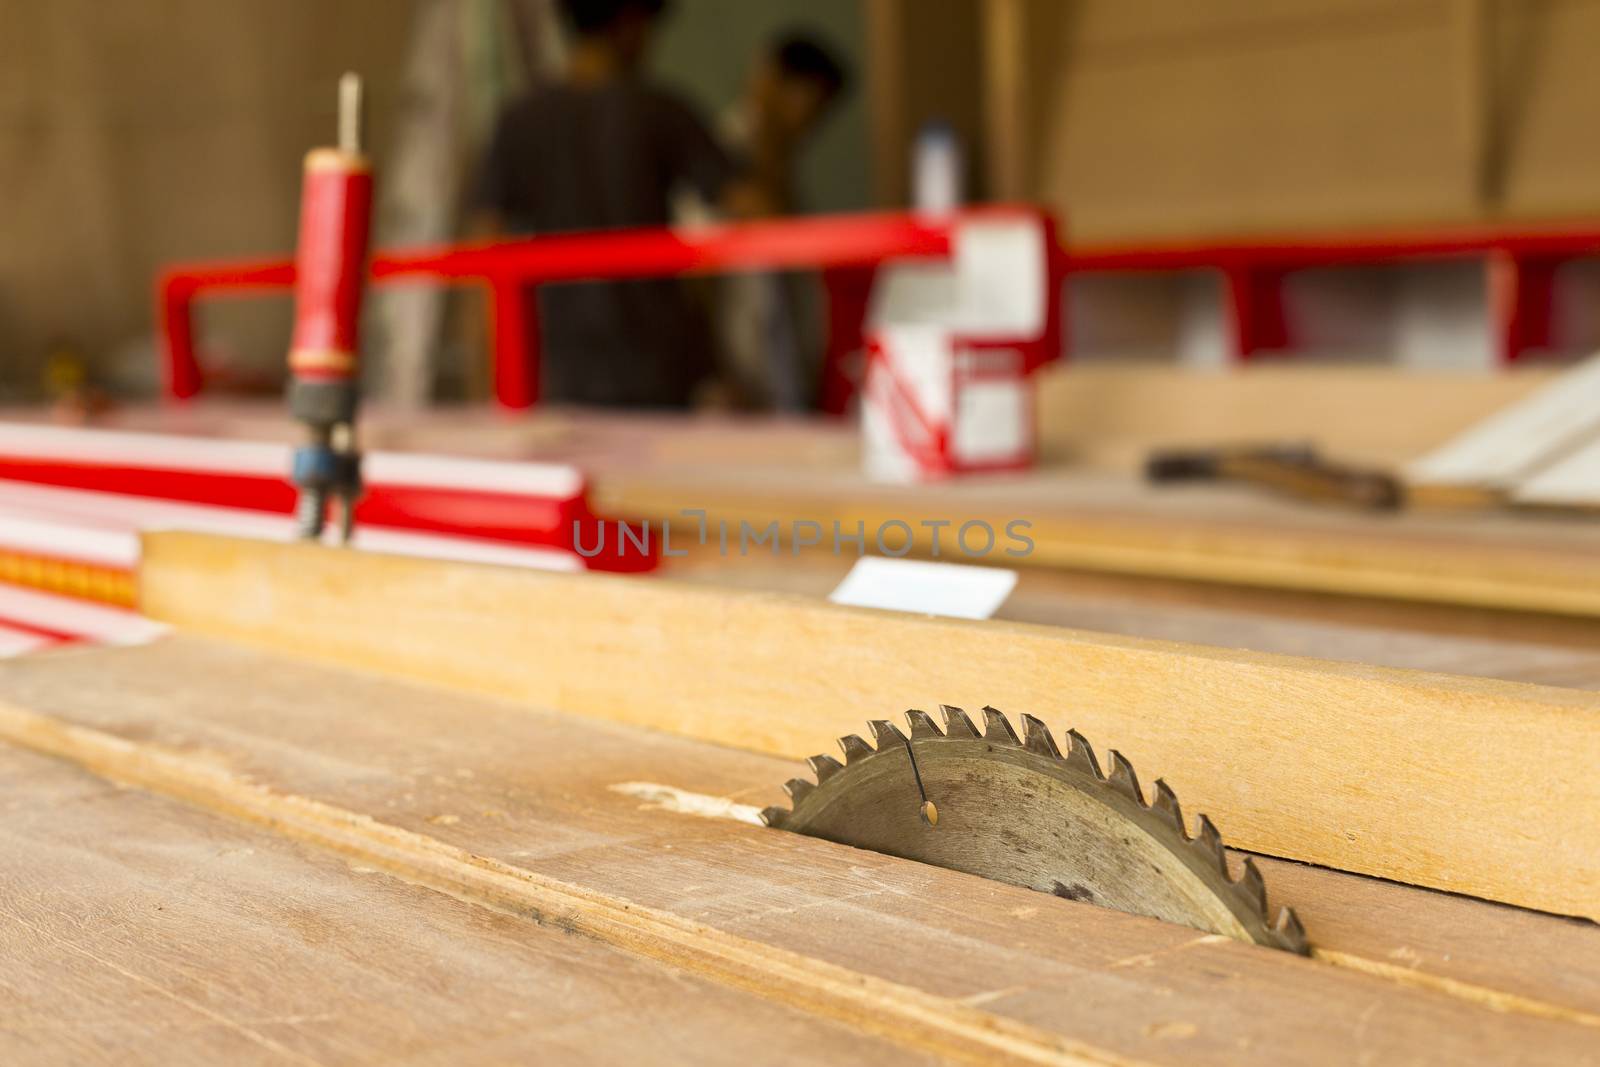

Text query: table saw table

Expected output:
[1,529,1597,1065]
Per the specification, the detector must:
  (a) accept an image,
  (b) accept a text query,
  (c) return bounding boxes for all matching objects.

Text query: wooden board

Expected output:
[1034,364,1558,471]
[0,743,921,1066]
[608,471,1600,617]
[1,635,1596,1064]
[1514,433,1600,509]
[1405,352,1600,493]
[671,551,1600,689]
[138,532,1600,921]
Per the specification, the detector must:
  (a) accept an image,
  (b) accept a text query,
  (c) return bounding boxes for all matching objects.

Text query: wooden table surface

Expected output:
[2,635,1596,1065]
[3,371,1597,1061]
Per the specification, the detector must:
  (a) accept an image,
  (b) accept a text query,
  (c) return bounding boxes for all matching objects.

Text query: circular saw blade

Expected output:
[761,705,1308,955]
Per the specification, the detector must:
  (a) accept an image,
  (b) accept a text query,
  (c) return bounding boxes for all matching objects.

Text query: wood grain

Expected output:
[989,1,1600,238]
[670,550,1600,688]
[0,745,930,1067]
[2,636,1596,1064]
[608,471,1600,618]
[0,697,1118,1067]
[1032,0,1479,240]
[139,532,1600,922]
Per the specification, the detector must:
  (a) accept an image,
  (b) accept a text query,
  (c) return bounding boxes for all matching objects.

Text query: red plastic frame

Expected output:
[1067,220,1600,363]
[159,208,1059,412]
[163,210,1600,394]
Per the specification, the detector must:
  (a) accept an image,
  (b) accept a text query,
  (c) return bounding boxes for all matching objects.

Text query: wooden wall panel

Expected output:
[867,0,986,206]
[1498,0,1600,218]
[1028,0,1479,241]
[0,0,411,395]
[980,0,1600,240]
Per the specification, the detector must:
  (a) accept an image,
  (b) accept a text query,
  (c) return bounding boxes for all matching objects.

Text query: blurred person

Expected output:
[472,0,749,408]
[725,33,848,217]
[697,31,849,411]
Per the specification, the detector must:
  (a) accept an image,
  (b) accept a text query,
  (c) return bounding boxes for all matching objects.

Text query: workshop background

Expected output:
[10,0,1600,400]
[4,3,1600,1064]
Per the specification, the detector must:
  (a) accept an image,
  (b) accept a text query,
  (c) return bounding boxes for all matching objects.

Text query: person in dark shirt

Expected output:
[473,0,743,408]
[706,31,849,411]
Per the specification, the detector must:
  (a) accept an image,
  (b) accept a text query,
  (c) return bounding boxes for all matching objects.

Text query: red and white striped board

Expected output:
[0,581,167,657]
[0,423,651,569]
[0,424,655,656]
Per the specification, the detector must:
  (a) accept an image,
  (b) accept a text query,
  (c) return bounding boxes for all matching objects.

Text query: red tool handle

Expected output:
[288,148,373,383]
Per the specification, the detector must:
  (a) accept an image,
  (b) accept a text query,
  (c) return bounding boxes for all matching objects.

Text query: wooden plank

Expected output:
[0,699,1103,1067]
[1405,352,1600,492]
[980,560,1600,658]
[1,636,1595,1063]
[917,505,1600,618]
[616,474,1600,617]
[994,581,1600,688]
[0,745,924,1066]
[602,452,1600,616]
[1256,855,1600,1027]
[1035,364,1557,471]
[1513,433,1600,509]
[980,0,1068,203]
[139,533,1600,921]
[980,0,1029,200]
[864,0,985,206]
[672,551,1600,689]
[864,0,910,207]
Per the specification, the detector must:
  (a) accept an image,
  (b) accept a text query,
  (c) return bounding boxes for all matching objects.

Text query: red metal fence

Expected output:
[159,210,1600,405]
[159,209,1049,412]
[1068,221,1600,363]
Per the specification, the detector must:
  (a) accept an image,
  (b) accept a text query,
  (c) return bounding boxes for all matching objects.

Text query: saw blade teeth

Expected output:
[1274,907,1310,955]
[1195,813,1229,876]
[980,706,1020,745]
[939,704,980,738]
[869,719,909,751]
[1107,750,1144,804]
[1237,856,1268,916]
[837,733,875,765]
[1151,778,1186,836]
[1064,729,1104,779]
[807,754,845,784]
[1019,714,1061,757]
[774,705,1312,956]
